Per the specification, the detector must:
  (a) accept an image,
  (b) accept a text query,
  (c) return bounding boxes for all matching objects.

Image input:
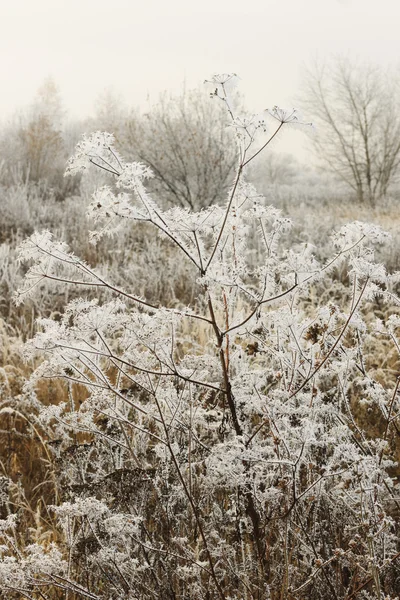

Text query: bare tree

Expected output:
[18,78,64,184]
[0,78,75,198]
[302,57,400,205]
[121,87,238,209]
[89,86,128,140]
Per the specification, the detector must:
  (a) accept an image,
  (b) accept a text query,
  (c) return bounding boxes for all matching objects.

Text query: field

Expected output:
[0,83,400,599]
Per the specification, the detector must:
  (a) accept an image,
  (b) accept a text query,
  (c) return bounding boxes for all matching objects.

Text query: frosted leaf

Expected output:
[248,201,282,221]
[37,403,67,427]
[86,186,146,244]
[94,547,138,570]
[284,244,321,283]
[386,314,400,332]
[14,230,82,304]
[14,229,123,305]
[206,438,247,484]
[25,544,66,576]
[164,205,225,236]
[103,514,142,537]
[53,497,110,522]
[0,515,17,533]
[350,258,386,282]
[333,221,390,250]
[0,557,26,588]
[116,161,154,189]
[373,318,385,334]
[64,298,126,334]
[88,186,138,223]
[348,311,367,333]
[65,131,121,176]
[16,230,72,264]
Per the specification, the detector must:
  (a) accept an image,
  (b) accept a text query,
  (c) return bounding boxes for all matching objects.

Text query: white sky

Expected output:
[1,0,399,157]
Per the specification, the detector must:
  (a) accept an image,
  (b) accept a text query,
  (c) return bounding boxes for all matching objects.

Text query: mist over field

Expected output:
[1,1,400,598]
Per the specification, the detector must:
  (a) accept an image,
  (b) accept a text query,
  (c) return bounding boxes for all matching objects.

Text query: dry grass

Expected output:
[1,184,400,598]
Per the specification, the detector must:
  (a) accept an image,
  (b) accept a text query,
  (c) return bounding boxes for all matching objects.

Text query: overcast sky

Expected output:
[1,0,399,157]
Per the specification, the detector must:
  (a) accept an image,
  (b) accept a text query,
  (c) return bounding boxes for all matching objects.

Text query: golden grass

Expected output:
[1,196,400,597]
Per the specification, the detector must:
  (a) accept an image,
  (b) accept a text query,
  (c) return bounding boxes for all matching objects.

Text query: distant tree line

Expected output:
[1,57,399,208]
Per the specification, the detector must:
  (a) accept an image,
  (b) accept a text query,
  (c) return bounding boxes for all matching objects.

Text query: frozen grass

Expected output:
[1,180,400,599]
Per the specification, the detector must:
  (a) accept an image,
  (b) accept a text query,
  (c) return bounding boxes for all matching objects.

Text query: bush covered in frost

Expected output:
[1,74,400,600]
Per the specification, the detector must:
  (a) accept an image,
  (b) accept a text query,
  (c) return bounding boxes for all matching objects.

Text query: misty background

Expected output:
[1,0,400,162]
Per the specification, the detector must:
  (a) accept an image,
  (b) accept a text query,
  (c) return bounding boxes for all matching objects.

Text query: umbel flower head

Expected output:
[267,105,314,128]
